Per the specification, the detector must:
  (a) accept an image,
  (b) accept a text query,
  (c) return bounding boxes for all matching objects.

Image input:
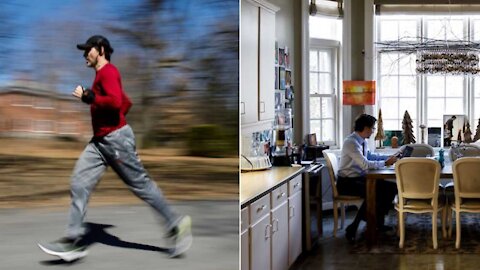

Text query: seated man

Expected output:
[337,114,398,242]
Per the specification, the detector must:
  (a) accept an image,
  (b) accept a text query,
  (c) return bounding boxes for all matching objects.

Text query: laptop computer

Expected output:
[396,145,414,159]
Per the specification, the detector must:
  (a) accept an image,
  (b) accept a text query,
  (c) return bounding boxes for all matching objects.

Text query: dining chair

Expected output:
[394,158,446,249]
[449,144,480,162]
[399,143,434,157]
[323,151,363,237]
[448,157,480,249]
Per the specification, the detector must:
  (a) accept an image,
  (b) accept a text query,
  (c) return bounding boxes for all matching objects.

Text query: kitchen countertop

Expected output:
[240,165,305,207]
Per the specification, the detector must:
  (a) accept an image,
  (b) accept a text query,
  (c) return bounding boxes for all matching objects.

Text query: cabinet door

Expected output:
[258,7,275,121]
[271,201,289,270]
[240,0,259,125]
[288,191,303,266]
[251,214,271,270]
[241,229,249,270]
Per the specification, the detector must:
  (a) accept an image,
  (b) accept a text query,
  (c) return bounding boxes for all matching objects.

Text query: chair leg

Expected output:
[448,208,453,239]
[333,201,339,237]
[442,208,447,239]
[432,211,438,249]
[396,211,400,237]
[340,203,345,229]
[455,211,461,249]
[316,200,322,238]
[399,211,405,248]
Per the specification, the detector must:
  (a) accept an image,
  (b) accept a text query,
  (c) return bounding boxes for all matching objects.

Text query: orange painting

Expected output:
[342,80,376,105]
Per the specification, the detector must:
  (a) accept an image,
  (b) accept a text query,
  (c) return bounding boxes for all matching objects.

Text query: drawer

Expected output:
[289,175,302,196]
[271,183,288,209]
[241,206,249,232]
[249,193,271,225]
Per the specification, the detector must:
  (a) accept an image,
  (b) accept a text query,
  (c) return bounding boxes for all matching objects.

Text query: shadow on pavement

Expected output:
[40,222,170,265]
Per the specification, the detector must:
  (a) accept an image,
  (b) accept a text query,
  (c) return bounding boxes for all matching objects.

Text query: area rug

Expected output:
[350,213,480,254]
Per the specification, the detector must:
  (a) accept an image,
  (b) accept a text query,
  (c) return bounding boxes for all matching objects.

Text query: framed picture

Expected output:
[275,41,279,65]
[275,91,281,108]
[342,80,376,105]
[427,127,441,147]
[443,114,465,147]
[278,48,285,66]
[285,70,292,86]
[383,130,403,147]
[275,90,285,109]
[275,67,279,89]
[306,133,317,146]
[279,67,286,90]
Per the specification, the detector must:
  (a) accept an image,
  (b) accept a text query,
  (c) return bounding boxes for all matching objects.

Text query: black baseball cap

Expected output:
[76,35,114,53]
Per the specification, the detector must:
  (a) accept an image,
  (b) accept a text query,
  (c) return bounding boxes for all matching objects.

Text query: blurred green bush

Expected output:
[185,124,237,158]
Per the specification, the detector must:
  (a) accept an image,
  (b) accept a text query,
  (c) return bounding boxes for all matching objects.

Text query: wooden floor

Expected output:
[292,208,479,270]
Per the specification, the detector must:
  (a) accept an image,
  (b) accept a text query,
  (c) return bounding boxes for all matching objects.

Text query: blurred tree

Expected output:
[106,0,238,156]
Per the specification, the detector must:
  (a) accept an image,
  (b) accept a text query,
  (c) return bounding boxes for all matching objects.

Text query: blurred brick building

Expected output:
[0,81,91,140]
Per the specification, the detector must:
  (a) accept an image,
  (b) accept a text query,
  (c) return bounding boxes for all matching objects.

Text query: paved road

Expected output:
[0,201,238,270]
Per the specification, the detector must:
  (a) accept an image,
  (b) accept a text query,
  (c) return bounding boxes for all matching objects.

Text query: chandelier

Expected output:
[416,49,480,75]
[376,39,480,75]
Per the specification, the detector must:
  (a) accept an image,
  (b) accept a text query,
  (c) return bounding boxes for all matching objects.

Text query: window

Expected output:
[309,45,338,144]
[57,122,78,134]
[309,16,341,145]
[11,94,33,107]
[34,97,54,109]
[376,15,479,139]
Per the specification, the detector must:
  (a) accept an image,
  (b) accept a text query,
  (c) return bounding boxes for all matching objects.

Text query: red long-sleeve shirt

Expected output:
[89,63,132,138]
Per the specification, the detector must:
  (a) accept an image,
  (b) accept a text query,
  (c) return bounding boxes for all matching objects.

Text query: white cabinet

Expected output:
[240,0,279,129]
[258,7,276,121]
[250,194,271,270]
[240,0,259,125]
[288,175,303,266]
[241,207,250,270]
[241,174,304,270]
[271,183,289,270]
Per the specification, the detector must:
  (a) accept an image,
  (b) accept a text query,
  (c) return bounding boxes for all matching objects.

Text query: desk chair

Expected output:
[323,151,363,237]
[395,158,447,249]
[448,157,480,249]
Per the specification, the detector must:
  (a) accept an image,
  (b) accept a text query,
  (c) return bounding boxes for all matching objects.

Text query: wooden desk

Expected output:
[365,164,453,247]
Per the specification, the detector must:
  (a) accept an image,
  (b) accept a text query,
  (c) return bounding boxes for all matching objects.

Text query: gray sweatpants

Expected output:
[66,124,179,239]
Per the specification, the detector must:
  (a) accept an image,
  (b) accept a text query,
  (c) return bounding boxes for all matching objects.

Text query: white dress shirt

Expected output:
[337,132,389,178]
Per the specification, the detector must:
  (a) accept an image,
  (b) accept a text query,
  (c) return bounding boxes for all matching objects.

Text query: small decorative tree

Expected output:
[375,109,386,148]
[402,110,416,144]
[464,120,473,143]
[474,118,480,142]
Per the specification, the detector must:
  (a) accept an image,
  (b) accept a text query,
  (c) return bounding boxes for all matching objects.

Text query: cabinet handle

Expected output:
[259,101,265,113]
[257,205,266,212]
[272,219,279,233]
[240,102,245,115]
[265,224,272,239]
[277,192,286,199]
[293,182,300,189]
[289,206,295,218]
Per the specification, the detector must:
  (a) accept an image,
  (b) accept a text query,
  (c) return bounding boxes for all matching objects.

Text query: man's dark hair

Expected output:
[354,114,377,132]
